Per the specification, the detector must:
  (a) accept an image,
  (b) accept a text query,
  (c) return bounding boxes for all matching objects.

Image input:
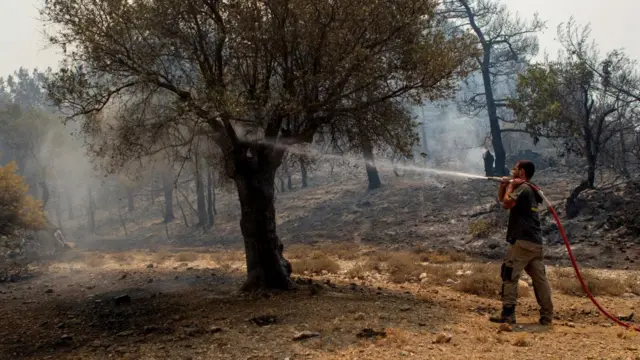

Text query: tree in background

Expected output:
[42,0,477,290]
[0,68,84,233]
[508,20,640,217]
[441,0,545,174]
[0,161,45,236]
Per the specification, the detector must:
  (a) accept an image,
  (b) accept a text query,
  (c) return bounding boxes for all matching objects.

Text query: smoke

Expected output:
[412,103,488,174]
[34,118,95,215]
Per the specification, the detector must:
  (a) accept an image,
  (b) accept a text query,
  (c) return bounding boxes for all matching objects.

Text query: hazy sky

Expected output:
[1,0,639,77]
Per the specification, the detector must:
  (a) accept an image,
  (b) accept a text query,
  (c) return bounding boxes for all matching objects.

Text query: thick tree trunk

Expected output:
[126,187,135,212]
[88,187,96,234]
[234,157,292,291]
[361,137,382,190]
[300,159,308,188]
[206,166,215,226]
[566,157,596,218]
[161,172,175,223]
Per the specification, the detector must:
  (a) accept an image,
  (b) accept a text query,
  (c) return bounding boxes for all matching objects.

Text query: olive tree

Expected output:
[508,20,640,217]
[42,0,477,290]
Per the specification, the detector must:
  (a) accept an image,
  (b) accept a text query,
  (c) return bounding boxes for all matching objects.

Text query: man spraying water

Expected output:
[489,160,554,326]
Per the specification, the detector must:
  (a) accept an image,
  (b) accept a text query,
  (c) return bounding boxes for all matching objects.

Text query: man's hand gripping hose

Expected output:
[486,176,640,331]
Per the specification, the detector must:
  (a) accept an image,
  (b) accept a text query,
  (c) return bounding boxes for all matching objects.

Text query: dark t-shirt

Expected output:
[506,184,543,245]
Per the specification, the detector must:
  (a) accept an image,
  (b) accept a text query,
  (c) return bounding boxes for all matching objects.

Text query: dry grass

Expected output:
[552,268,627,297]
[410,245,468,264]
[421,264,458,285]
[454,263,501,298]
[210,250,245,263]
[453,263,530,298]
[175,251,200,262]
[447,250,468,262]
[345,263,368,279]
[151,250,172,264]
[322,242,361,260]
[386,251,423,283]
[376,328,412,348]
[366,250,394,262]
[291,252,340,275]
[109,252,133,264]
[83,252,107,267]
[284,244,312,259]
[513,334,532,347]
[468,218,497,238]
[626,275,640,295]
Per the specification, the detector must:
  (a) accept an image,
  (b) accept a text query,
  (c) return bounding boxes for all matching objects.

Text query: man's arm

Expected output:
[500,180,526,209]
[497,182,508,202]
[501,184,517,209]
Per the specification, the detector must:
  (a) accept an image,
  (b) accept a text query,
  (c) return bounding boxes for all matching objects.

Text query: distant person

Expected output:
[482,149,494,177]
[490,160,554,326]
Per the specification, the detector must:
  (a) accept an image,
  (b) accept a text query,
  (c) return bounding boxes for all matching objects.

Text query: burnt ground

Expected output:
[2,164,640,359]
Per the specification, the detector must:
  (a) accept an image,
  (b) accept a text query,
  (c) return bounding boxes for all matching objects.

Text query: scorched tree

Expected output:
[41,0,477,290]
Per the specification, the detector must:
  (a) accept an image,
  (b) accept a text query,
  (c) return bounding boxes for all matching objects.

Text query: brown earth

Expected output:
[2,165,640,359]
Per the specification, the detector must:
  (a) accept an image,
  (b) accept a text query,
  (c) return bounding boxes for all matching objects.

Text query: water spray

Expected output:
[490,177,640,331]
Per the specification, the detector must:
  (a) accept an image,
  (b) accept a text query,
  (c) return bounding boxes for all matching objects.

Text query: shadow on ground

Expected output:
[0,264,458,360]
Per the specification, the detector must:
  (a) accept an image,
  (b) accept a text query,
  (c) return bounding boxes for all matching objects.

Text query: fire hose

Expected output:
[486,176,640,331]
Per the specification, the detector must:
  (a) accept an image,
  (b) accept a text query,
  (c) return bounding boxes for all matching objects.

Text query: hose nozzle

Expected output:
[486,176,513,183]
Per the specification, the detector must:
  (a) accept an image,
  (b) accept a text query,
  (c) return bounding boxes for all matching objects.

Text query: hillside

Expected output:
[1,165,640,359]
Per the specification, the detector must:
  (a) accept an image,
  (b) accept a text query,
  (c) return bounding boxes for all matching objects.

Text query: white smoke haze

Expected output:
[412,103,488,175]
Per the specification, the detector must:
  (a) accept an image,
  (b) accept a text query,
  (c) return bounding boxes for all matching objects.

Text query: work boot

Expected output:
[489,306,516,324]
[539,317,552,326]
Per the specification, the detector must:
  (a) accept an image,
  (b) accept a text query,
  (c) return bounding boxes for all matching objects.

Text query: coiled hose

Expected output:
[488,177,639,331]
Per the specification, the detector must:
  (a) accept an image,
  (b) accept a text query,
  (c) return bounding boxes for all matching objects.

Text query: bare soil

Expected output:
[2,167,640,359]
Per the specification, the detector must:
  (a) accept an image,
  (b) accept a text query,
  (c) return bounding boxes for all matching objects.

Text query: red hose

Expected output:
[526,182,640,331]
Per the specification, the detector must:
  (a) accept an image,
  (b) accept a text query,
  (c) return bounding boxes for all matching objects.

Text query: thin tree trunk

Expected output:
[117,199,128,235]
[300,158,308,188]
[150,180,156,205]
[174,186,190,228]
[234,155,292,291]
[459,0,508,177]
[40,181,50,209]
[283,160,292,190]
[620,131,630,178]
[278,177,285,193]
[480,57,508,176]
[161,172,175,223]
[126,186,135,212]
[195,154,207,227]
[67,195,74,220]
[206,166,215,226]
[88,187,96,234]
[54,193,63,230]
[362,136,382,190]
